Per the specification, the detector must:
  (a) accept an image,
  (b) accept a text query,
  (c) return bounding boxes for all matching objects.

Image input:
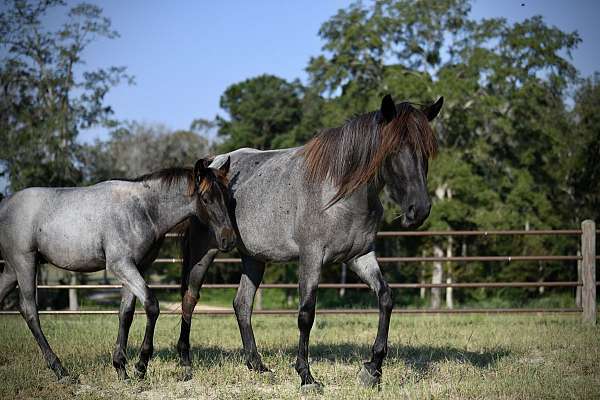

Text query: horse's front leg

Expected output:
[233,256,269,372]
[108,258,160,380]
[294,252,323,393]
[177,248,218,380]
[112,288,136,380]
[348,251,393,387]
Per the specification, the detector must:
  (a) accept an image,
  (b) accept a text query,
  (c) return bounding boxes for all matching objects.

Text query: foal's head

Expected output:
[378,95,443,228]
[191,157,236,251]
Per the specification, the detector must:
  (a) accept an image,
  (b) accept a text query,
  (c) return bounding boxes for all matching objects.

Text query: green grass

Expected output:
[0,314,598,399]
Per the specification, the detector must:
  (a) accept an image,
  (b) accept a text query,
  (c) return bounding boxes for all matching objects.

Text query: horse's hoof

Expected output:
[181,366,193,382]
[57,375,78,385]
[116,369,129,381]
[357,365,381,388]
[257,364,272,374]
[133,366,146,380]
[299,382,324,395]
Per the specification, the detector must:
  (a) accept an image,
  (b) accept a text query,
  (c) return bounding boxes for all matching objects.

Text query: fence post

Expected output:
[581,220,596,325]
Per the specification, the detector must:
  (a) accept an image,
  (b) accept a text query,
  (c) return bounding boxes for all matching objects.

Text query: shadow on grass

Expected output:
[107,342,509,378]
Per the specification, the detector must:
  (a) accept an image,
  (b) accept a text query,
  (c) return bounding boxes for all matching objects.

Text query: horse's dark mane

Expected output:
[301,102,437,205]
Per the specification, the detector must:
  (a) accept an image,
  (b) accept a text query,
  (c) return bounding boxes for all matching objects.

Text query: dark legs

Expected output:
[10,252,70,381]
[177,249,218,380]
[109,259,160,380]
[112,288,136,380]
[348,251,393,387]
[294,253,322,391]
[233,256,269,372]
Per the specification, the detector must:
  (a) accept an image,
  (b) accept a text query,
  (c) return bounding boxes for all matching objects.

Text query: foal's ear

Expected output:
[219,156,231,175]
[193,158,211,193]
[422,97,444,121]
[380,94,397,123]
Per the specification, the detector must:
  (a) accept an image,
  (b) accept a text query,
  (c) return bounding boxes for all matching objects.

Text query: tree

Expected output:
[216,74,303,152]
[563,74,600,224]
[0,0,131,192]
[80,122,210,183]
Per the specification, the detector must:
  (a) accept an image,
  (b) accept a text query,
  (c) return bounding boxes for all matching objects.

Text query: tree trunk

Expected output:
[431,244,444,309]
[68,273,78,311]
[576,248,582,307]
[420,250,426,300]
[339,262,347,298]
[446,236,454,309]
[255,288,263,310]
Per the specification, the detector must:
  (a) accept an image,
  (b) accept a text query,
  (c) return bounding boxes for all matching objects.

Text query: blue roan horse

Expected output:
[0,159,235,382]
[176,95,443,391]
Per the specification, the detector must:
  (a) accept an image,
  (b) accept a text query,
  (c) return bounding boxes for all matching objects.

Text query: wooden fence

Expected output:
[0,220,597,324]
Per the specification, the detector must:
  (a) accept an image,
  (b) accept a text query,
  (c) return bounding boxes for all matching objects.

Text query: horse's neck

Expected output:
[142,180,195,237]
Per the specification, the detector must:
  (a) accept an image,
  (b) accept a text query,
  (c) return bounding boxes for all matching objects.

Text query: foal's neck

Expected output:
[142,179,196,237]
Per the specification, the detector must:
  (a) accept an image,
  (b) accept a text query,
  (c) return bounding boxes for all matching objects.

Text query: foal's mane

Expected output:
[301,102,437,205]
[119,167,196,195]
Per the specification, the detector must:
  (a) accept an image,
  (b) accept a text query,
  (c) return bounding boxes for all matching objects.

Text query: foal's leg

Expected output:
[233,256,269,372]
[294,252,323,392]
[177,248,218,380]
[112,288,136,380]
[108,259,159,379]
[0,264,17,305]
[348,251,393,387]
[11,252,70,381]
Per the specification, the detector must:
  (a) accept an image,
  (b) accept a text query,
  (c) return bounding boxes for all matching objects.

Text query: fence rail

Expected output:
[0,221,597,323]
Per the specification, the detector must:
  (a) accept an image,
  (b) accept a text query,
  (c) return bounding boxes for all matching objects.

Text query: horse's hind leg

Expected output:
[348,251,393,387]
[233,256,270,372]
[11,252,71,381]
[0,264,17,305]
[108,259,159,379]
[112,288,136,380]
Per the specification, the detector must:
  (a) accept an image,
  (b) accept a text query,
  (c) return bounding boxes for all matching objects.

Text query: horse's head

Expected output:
[378,95,443,229]
[192,157,236,251]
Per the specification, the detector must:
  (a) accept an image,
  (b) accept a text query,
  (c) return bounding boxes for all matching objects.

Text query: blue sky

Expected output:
[24,0,600,142]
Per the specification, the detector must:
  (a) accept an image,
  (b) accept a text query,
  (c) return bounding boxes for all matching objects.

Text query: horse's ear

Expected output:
[219,156,231,175]
[193,158,211,193]
[423,97,444,121]
[380,94,397,123]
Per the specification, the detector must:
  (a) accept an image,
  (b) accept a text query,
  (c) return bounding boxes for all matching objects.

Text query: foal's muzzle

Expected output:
[217,228,236,251]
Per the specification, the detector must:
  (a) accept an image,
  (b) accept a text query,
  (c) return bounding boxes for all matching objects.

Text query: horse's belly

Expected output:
[36,228,106,272]
[237,223,299,262]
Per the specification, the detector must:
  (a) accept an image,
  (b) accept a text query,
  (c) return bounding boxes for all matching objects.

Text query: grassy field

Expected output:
[0,313,598,399]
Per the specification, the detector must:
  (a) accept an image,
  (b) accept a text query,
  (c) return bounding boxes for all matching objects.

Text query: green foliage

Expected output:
[0,0,131,191]
[216,74,303,151]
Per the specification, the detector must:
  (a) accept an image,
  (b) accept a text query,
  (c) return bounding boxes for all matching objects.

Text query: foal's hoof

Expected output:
[133,365,147,380]
[181,366,193,382]
[57,375,79,385]
[247,360,272,373]
[357,365,381,388]
[299,382,324,395]
[116,369,130,381]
